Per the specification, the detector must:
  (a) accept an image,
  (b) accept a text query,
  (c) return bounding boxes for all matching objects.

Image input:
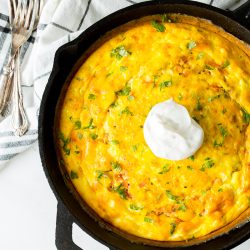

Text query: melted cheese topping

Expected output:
[58,14,250,241]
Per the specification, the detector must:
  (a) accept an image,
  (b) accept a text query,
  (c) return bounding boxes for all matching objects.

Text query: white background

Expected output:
[0,142,249,250]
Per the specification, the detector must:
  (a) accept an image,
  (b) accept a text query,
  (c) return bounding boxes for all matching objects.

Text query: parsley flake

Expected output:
[90,133,98,140]
[74,120,81,130]
[159,164,170,174]
[144,217,153,223]
[113,184,128,199]
[200,157,215,171]
[111,45,131,59]
[151,20,166,32]
[159,80,172,90]
[187,41,196,50]
[83,118,96,129]
[70,170,78,179]
[116,85,131,96]
[88,93,96,100]
[111,161,122,171]
[130,204,144,210]
[170,222,176,235]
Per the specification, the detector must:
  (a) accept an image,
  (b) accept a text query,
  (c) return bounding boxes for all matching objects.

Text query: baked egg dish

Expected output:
[57,14,250,241]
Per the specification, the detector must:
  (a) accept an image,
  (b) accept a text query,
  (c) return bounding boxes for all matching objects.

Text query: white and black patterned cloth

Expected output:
[0,0,247,168]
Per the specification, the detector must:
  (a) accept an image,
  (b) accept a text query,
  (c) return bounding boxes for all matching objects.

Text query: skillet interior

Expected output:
[39,1,250,249]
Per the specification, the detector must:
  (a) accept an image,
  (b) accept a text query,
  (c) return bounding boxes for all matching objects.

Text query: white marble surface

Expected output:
[0,142,249,250]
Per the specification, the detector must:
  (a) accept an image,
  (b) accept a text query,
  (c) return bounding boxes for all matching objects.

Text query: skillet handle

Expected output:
[56,201,82,250]
[56,201,117,250]
[231,0,250,29]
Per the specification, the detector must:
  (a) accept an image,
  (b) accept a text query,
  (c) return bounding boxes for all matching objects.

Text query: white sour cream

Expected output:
[143,99,204,160]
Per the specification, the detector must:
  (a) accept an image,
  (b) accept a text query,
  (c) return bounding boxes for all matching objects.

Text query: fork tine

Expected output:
[8,0,17,26]
[13,0,22,27]
[27,0,39,31]
[24,0,34,29]
[8,0,13,25]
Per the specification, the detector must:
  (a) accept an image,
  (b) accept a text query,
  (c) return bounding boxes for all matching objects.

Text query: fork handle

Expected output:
[11,52,29,136]
[0,59,15,115]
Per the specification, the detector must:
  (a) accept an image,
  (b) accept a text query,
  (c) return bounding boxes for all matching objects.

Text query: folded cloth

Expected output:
[0,0,247,168]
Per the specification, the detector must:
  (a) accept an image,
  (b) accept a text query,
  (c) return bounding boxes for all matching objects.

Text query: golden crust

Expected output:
[57,14,250,241]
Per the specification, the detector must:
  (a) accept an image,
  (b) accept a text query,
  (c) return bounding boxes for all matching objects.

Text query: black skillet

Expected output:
[38,1,250,249]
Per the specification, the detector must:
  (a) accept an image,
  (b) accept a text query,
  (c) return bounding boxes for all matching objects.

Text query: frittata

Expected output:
[57,14,250,241]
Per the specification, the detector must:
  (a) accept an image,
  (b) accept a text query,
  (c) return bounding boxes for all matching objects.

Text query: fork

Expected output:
[0,0,37,115]
[0,0,42,135]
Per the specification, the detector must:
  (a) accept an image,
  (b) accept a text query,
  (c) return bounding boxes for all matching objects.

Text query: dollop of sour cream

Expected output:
[143,99,204,160]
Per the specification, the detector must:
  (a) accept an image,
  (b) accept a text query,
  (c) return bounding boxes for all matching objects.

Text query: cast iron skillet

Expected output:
[39,1,250,249]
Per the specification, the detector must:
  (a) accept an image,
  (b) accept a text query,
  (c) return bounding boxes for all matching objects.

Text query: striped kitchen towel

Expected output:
[0,0,248,169]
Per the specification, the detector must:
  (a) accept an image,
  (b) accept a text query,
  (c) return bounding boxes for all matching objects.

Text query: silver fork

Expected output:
[0,0,36,115]
[0,0,41,135]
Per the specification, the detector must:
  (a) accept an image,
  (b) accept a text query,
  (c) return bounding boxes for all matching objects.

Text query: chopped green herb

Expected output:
[218,124,228,138]
[127,95,135,101]
[166,190,178,201]
[97,170,103,180]
[218,188,223,192]
[151,20,166,32]
[132,144,138,152]
[189,155,195,161]
[74,150,80,154]
[196,99,202,111]
[116,85,131,96]
[106,72,114,77]
[74,120,81,129]
[178,203,187,211]
[170,222,176,235]
[110,45,131,59]
[90,133,98,140]
[109,101,118,108]
[110,140,119,145]
[129,204,144,210]
[222,60,230,68]
[77,132,83,140]
[144,217,153,223]
[208,95,220,102]
[120,106,133,116]
[241,108,250,124]
[178,93,183,101]
[213,140,223,147]
[197,51,204,60]
[159,80,172,90]
[58,132,70,155]
[70,170,78,179]
[161,13,177,23]
[83,118,96,129]
[153,75,159,88]
[200,157,215,171]
[88,93,96,100]
[187,165,193,171]
[187,41,196,50]
[120,66,128,72]
[159,164,170,174]
[205,64,215,70]
[111,161,122,171]
[222,108,227,114]
[113,184,128,199]
[201,190,207,195]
